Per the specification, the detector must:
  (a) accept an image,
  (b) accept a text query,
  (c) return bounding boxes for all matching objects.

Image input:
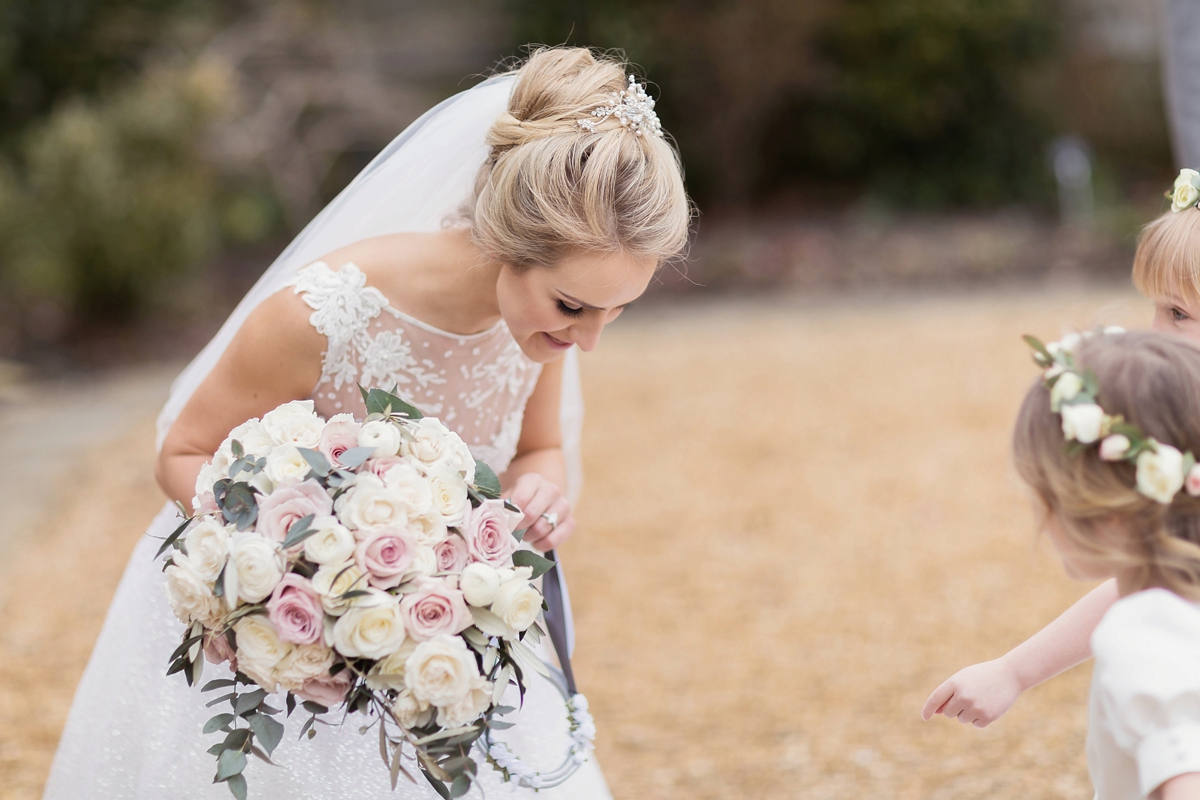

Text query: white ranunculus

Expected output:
[163,556,222,625]
[490,578,542,633]
[1099,434,1131,462]
[459,562,501,607]
[230,532,285,604]
[275,642,336,691]
[332,591,407,659]
[335,472,409,531]
[1061,403,1105,444]
[261,400,324,448]
[1173,168,1200,213]
[359,420,403,458]
[436,675,492,728]
[428,467,470,528]
[219,419,275,462]
[381,460,434,518]
[366,639,419,691]
[312,560,370,616]
[184,517,231,582]
[1137,444,1186,504]
[234,615,293,692]
[264,444,312,488]
[404,634,480,707]
[391,689,433,729]
[303,515,357,565]
[1049,372,1083,412]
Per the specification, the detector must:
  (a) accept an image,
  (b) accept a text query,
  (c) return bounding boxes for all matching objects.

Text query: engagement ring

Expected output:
[541,511,559,530]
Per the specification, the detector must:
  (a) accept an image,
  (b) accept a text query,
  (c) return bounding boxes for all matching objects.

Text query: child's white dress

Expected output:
[1089,587,1200,799]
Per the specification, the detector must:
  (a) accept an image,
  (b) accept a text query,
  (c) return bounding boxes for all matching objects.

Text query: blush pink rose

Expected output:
[266,574,325,645]
[295,669,352,707]
[399,579,472,641]
[204,631,238,670]
[433,534,469,573]
[1188,464,1200,497]
[462,500,520,567]
[319,418,362,467]
[363,456,407,480]
[257,480,333,544]
[355,528,418,589]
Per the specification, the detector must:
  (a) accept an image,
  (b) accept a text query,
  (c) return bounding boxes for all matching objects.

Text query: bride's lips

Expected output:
[543,332,573,350]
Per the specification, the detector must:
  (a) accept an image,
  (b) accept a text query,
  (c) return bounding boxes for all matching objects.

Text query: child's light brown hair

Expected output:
[1013,330,1200,599]
[1133,209,1200,303]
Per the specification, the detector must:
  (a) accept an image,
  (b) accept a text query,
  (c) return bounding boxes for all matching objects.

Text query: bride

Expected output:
[42,47,690,799]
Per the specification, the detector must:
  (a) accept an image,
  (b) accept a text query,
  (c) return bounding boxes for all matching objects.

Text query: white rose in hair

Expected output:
[404,634,480,707]
[183,517,231,582]
[366,639,419,691]
[261,400,324,448]
[490,578,542,634]
[1138,444,1186,504]
[1099,434,1131,462]
[1173,168,1200,212]
[163,556,222,625]
[436,675,492,728]
[331,590,407,659]
[230,532,286,604]
[234,615,293,693]
[219,419,274,462]
[359,420,403,458]
[312,560,369,616]
[264,444,312,488]
[1060,403,1104,444]
[459,562,501,607]
[428,467,470,528]
[1059,332,1083,354]
[380,460,434,517]
[1049,372,1082,412]
[391,689,433,729]
[335,472,409,531]
[303,515,357,565]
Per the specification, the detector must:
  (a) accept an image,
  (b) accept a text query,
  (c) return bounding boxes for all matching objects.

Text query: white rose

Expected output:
[366,639,419,691]
[402,418,456,472]
[1099,434,1131,462]
[1059,332,1083,355]
[312,560,370,616]
[459,562,501,607]
[1137,443,1186,504]
[490,578,542,633]
[1049,372,1082,412]
[436,675,492,728]
[443,431,476,484]
[219,419,274,462]
[428,468,470,528]
[335,473,409,531]
[381,460,434,517]
[261,400,324,448]
[303,516,357,565]
[276,642,336,691]
[1174,168,1200,212]
[229,533,285,604]
[332,591,408,659]
[408,513,448,548]
[404,634,480,707]
[264,444,312,488]
[234,615,293,692]
[194,460,228,501]
[164,556,222,625]
[1061,403,1105,444]
[183,517,231,582]
[411,545,439,577]
[359,420,403,458]
[391,689,433,729]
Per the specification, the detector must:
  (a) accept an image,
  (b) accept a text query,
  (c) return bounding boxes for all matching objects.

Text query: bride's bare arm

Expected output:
[501,357,572,551]
[156,289,325,507]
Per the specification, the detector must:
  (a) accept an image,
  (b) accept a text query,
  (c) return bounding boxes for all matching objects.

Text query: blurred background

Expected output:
[0,1,1182,798]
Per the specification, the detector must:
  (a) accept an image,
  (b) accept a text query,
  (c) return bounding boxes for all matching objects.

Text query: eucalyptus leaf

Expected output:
[231,440,244,460]
[471,461,502,499]
[220,482,259,531]
[302,700,329,715]
[280,514,316,550]
[338,446,376,469]
[299,448,332,478]
[249,713,284,755]
[235,689,267,716]
[450,774,473,798]
[203,679,236,692]
[286,692,296,716]
[512,550,555,579]
[363,387,423,419]
[226,773,247,800]
[412,724,481,746]
[216,747,247,781]
[204,713,235,734]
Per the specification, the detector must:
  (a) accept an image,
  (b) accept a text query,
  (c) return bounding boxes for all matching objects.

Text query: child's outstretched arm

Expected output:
[921,579,1119,727]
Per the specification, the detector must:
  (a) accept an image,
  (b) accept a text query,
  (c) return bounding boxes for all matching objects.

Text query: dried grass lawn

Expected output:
[0,286,1147,799]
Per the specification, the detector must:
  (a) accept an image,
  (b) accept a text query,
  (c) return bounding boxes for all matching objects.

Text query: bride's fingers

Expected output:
[526,497,573,550]
[516,482,560,538]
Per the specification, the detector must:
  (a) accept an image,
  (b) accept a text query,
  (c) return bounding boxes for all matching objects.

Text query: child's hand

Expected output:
[921,658,1023,727]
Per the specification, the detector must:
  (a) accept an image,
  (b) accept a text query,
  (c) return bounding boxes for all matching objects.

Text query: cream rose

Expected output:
[1173,168,1200,212]
[358,420,403,459]
[366,639,419,691]
[264,444,313,488]
[1061,402,1104,444]
[1099,434,1131,462]
[164,556,223,626]
[459,562,501,607]
[303,516,357,565]
[428,467,470,528]
[392,689,433,729]
[410,545,439,578]
[1137,444,1186,504]
[490,578,542,634]
[380,460,434,518]
[401,418,458,473]
[1049,372,1082,412]
[234,615,293,692]
[331,591,408,659]
[436,675,491,728]
[262,400,324,448]
[404,634,480,707]
[335,473,410,531]
[312,560,370,616]
[220,418,274,461]
[183,517,231,582]
[193,460,228,508]
[408,513,448,548]
[275,642,336,691]
[228,533,286,604]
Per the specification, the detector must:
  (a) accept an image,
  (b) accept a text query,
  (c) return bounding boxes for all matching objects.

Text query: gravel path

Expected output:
[0,286,1147,799]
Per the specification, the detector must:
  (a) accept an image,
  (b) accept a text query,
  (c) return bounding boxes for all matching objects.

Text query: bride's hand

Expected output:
[504,473,575,552]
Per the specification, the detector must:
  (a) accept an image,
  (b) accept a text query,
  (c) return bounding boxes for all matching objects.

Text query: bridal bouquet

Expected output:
[158,388,591,798]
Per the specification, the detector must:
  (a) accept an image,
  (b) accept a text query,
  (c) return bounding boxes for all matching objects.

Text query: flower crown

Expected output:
[577,75,663,138]
[1169,168,1200,213]
[1028,328,1200,504]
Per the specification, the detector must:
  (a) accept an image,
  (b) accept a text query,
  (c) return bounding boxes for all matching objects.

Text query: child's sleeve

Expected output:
[1092,588,1200,797]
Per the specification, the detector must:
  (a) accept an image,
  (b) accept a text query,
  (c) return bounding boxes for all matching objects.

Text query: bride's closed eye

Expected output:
[556,299,585,318]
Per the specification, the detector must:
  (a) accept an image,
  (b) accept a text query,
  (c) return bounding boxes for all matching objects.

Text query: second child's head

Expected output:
[1013,330,1200,599]
[1135,201,1200,340]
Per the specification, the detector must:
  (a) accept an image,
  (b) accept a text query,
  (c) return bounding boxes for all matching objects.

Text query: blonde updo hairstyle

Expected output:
[1013,331,1200,600]
[469,47,691,270]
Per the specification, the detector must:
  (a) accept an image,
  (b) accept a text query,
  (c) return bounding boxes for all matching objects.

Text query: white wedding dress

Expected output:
[42,262,612,799]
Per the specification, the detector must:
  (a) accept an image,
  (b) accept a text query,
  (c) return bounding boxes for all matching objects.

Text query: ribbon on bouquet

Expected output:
[540,550,577,696]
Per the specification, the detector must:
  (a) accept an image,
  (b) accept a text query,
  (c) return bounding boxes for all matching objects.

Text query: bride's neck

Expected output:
[407,229,503,332]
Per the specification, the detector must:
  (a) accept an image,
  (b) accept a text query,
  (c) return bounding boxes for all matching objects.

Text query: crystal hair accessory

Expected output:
[1168,168,1200,213]
[577,75,663,138]
[1026,328,1200,504]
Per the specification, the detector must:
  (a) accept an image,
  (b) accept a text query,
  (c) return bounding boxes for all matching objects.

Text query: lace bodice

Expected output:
[288,261,542,474]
